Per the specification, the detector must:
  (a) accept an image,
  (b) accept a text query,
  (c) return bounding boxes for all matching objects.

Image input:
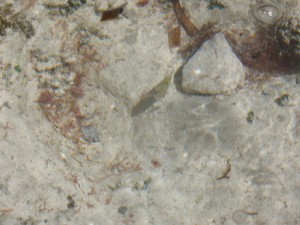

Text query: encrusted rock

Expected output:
[181,33,245,95]
[276,15,300,55]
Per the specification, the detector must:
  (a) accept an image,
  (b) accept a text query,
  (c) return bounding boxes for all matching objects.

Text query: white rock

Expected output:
[181,33,245,95]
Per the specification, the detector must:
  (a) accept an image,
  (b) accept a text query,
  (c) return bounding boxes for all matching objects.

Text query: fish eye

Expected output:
[251,2,283,25]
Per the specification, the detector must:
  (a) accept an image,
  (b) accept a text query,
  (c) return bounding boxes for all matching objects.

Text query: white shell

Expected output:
[251,1,283,25]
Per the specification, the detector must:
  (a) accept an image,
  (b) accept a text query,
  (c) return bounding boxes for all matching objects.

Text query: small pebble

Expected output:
[118,206,128,215]
[181,33,245,95]
[82,126,100,143]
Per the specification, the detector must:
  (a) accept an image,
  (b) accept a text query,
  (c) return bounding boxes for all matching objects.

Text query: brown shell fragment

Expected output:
[100,3,127,21]
[136,0,149,7]
[168,26,181,48]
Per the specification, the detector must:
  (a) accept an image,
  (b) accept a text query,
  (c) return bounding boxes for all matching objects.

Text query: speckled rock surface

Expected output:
[0,0,300,225]
[181,33,245,95]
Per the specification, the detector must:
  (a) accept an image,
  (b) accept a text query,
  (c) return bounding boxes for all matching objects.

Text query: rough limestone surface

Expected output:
[0,1,300,225]
[181,33,245,95]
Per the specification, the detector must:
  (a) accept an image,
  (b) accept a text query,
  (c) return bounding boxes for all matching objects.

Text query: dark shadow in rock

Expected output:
[173,65,216,96]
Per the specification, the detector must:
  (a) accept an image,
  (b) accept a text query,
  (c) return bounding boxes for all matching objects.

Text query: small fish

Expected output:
[131,74,172,117]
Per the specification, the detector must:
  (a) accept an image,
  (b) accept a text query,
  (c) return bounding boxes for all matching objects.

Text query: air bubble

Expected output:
[272,109,291,127]
[232,210,247,224]
[251,1,283,25]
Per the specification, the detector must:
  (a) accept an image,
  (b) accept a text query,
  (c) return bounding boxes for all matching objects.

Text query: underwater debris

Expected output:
[217,159,231,180]
[100,3,127,21]
[136,0,149,7]
[67,195,76,209]
[168,26,181,48]
[151,159,161,168]
[275,93,289,107]
[118,206,128,215]
[247,111,255,124]
[134,178,152,190]
[171,0,199,37]
[106,155,142,176]
[14,65,21,73]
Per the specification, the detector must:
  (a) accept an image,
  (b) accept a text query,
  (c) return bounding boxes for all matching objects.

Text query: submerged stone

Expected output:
[82,126,100,143]
[181,33,245,95]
